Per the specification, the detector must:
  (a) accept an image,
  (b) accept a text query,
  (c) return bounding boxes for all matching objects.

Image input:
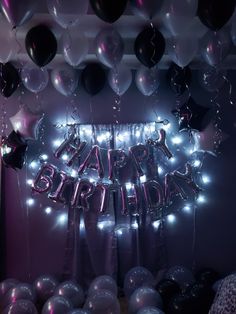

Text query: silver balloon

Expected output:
[54,281,84,308]
[42,296,73,314]
[130,0,164,20]
[129,287,163,314]
[51,64,79,96]
[201,29,232,67]
[95,28,124,68]
[137,306,164,314]
[34,275,58,303]
[124,267,155,298]
[21,63,49,93]
[62,29,89,67]
[0,279,18,300]
[198,66,227,92]
[108,65,132,96]
[88,276,118,297]
[47,0,89,28]
[0,0,36,28]
[135,66,160,96]
[2,283,36,309]
[84,290,120,314]
[164,0,198,36]
[168,36,199,67]
[2,299,37,314]
[165,266,195,290]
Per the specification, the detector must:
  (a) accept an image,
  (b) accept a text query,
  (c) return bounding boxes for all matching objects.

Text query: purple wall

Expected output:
[2,70,236,284]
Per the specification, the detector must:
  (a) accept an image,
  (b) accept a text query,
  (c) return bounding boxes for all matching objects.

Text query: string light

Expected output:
[167,214,176,224]
[172,136,183,145]
[202,175,211,184]
[57,213,67,226]
[183,205,191,213]
[26,198,34,206]
[152,220,161,229]
[53,139,62,148]
[197,195,206,204]
[27,179,33,186]
[193,160,201,167]
[45,207,52,215]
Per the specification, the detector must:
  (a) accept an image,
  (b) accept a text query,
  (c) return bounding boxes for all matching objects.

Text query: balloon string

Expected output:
[222,75,235,106]
[211,88,223,154]
[0,101,7,138]
[113,68,121,125]
[149,22,156,67]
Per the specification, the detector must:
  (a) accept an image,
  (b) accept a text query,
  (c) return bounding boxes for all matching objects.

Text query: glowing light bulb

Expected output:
[197,195,206,204]
[58,214,67,225]
[172,136,183,145]
[71,169,78,178]
[45,207,52,214]
[132,221,139,229]
[153,220,160,229]
[26,198,34,206]
[140,175,147,183]
[202,175,211,184]
[62,154,69,161]
[40,154,48,161]
[183,205,191,213]
[53,139,61,147]
[27,179,33,186]
[135,131,141,138]
[158,167,164,175]
[126,182,132,190]
[167,214,176,224]
[30,161,37,169]
[193,160,201,167]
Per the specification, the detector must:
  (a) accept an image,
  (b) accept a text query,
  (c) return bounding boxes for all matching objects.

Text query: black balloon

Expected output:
[198,0,236,31]
[188,282,215,313]
[134,26,165,68]
[156,279,181,307]
[167,294,192,314]
[167,63,192,95]
[196,269,220,286]
[0,62,20,98]
[81,63,106,95]
[172,97,212,132]
[90,0,128,23]
[1,131,28,170]
[25,25,57,67]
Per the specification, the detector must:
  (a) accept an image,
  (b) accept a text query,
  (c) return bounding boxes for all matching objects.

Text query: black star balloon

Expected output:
[172,97,212,132]
[1,131,28,170]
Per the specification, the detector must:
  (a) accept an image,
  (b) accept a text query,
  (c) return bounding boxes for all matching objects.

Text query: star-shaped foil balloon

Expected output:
[10,106,43,140]
[1,131,28,169]
[193,122,228,155]
[172,97,212,132]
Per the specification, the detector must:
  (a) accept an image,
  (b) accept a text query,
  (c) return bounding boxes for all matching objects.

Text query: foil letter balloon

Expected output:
[32,164,57,194]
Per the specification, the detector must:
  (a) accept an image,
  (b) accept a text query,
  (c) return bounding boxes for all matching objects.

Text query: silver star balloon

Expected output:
[10,106,43,140]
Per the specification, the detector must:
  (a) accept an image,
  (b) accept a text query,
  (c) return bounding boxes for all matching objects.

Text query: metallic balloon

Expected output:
[124,267,155,298]
[198,66,226,92]
[201,29,232,67]
[108,65,132,96]
[62,29,89,67]
[42,296,73,314]
[47,0,89,28]
[95,28,124,68]
[51,65,79,96]
[10,106,43,140]
[54,281,84,308]
[33,275,58,303]
[142,180,165,211]
[88,276,118,297]
[84,290,120,314]
[78,146,104,178]
[130,0,164,20]
[137,306,164,314]
[129,287,163,314]
[2,283,36,309]
[165,266,195,290]
[0,0,36,28]
[129,145,149,177]
[168,36,199,68]
[108,149,128,180]
[32,164,57,194]
[49,171,72,204]
[21,63,49,93]
[2,299,37,314]
[135,66,160,96]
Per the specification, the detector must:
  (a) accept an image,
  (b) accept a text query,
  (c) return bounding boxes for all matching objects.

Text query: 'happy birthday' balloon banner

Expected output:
[31,124,202,218]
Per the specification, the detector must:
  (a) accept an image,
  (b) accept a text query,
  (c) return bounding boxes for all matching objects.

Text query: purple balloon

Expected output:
[88,276,118,297]
[54,281,84,308]
[84,290,120,314]
[34,275,58,303]
[201,29,232,67]
[42,296,72,314]
[129,287,163,314]
[2,299,37,314]
[124,267,155,298]
[2,283,36,309]
[137,306,164,314]
[135,66,160,96]
[165,266,195,290]
[95,28,124,68]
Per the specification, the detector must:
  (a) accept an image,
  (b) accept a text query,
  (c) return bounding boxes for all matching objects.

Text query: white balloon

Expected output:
[108,65,132,96]
[21,63,49,93]
[62,29,89,67]
[0,14,19,63]
[168,36,199,67]
[135,66,160,96]
[51,64,79,96]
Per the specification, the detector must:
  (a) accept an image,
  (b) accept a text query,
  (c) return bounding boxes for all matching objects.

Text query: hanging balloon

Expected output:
[167,63,192,95]
[198,66,226,92]
[129,0,164,20]
[0,62,20,98]
[0,0,36,28]
[108,65,132,96]
[81,63,106,95]
[90,0,128,23]
[51,65,79,96]
[25,25,57,67]
[134,26,165,68]
[62,29,89,67]
[135,66,160,96]
[47,0,89,28]
[198,0,236,31]
[164,0,198,36]
[1,131,27,170]
[168,36,199,68]
[10,107,43,140]
[95,28,124,68]
[0,15,19,63]
[201,29,232,67]
[21,63,49,93]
